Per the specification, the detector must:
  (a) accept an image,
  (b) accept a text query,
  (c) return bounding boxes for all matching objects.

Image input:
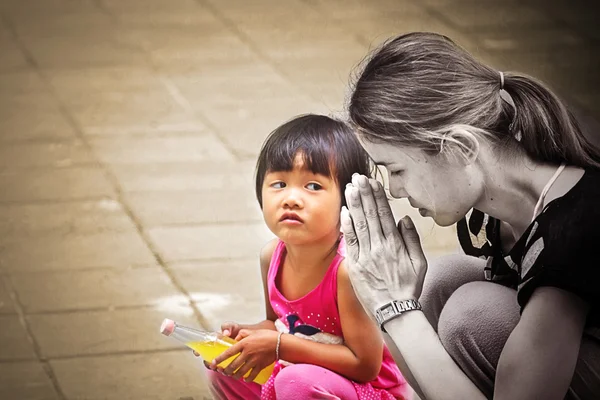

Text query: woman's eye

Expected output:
[306,183,322,191]
[390,170,403,176]
[271,182,286,189]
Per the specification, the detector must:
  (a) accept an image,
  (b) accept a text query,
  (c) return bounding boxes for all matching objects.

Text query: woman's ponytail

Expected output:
[505,73,600,168]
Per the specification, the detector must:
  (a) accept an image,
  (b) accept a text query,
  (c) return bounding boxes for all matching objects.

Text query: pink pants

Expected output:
[206,364,360,400]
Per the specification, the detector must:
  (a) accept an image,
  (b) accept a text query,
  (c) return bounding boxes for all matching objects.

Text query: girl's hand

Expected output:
[341,174,428,314]
[209,329,278,382]
[220,321,241,338]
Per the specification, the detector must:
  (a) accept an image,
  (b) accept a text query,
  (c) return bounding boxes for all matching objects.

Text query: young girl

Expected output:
[342,32,600,399]
[204,114,410,400]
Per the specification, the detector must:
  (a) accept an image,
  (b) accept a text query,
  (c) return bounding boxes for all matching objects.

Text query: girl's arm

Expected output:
[494,286,588,399]
[277,260,384,382]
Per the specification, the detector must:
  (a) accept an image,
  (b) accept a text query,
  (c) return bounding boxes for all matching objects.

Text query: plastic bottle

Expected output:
[160,318,274,385]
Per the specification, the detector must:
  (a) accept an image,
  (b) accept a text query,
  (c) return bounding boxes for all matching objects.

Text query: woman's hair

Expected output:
[255,114,372,208]
[348,32,600,168]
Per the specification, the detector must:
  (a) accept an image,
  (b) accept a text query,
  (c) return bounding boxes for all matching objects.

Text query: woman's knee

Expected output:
[420,254,486,329]
[438,281,519,395]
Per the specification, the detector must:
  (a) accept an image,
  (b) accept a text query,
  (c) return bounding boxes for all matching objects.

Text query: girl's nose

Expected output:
[283,188,303,208]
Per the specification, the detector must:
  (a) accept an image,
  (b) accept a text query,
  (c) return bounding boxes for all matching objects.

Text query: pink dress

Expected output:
[260,238,409,400]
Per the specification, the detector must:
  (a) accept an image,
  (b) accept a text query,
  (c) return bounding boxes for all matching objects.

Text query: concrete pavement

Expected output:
[0,0,598,399]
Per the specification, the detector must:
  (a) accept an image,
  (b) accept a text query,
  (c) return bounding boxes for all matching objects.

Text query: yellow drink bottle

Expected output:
[160,318,274,385]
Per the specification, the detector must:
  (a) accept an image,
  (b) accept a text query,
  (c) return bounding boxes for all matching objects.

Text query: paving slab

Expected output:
[0,139,94,169]
[0,199,136,236]
[109,160,257,193]
[10,265,179,313]
[50,351,211,400]
[0,361,60,400]
[0,167,115,203]
[0,231,156,272]
[28,307,198,358]
[88,135,234,164]
[0,315,37,361]
[125,190,263,227]
[147,223,275,262]
[0,278,17,315]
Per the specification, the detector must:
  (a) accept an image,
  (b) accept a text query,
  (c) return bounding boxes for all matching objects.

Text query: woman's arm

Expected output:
[384,310,486,400]
[494,286,589,400]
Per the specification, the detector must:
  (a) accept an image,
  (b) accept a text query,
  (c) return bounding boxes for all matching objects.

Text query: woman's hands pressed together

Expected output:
[208,329,279,382]
[341,174,428,315]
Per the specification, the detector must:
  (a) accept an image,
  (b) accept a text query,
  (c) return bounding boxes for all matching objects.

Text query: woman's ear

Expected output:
[438,124,481,166]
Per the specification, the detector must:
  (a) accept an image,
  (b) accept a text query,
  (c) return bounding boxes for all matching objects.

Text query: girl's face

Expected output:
[261,154,342,245]
[361,140,483,227]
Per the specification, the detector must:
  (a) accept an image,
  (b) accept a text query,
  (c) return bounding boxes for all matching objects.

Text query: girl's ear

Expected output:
[438,124,481,166]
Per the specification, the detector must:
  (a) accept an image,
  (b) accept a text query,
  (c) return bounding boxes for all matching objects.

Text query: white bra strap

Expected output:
[532,163,566,222]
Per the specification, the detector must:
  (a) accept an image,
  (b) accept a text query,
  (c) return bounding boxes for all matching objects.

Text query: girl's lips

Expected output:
[279,212,303,222]
[280,219,303,225]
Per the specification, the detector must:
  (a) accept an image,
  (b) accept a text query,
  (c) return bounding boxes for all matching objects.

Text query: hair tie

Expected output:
[499,71,504,90]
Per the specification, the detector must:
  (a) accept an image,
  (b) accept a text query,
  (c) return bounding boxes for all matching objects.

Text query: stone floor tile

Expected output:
[0,199,135,236]
[9,9,113,39]
[0,70,57,103]
[110,160,256,193]
[28,307,199,358]
[196,296,266,332]
[169,260,264,302]
[168,60,295,100]
[114,9,222,28]
[0,105,76,142]
[0,361,59,400]
[0,140,94,169]
[125,190,262,227]
[1,0,97,15]
[431,1,555,32]
[65,90,199,134]
[10,266,180,313]
[0,167,115,202]
[0,316,37,360]
[47,66,161,96]
[89,135,234,164]
[0,37,29,72]
[51,351,211,400]
[311,0,426,19]
[147,223,275,262]
[101,0,203,12]
[0,278,17,315]
[0,231,156,272]
[474,28,588,52]
[21,35,148,70]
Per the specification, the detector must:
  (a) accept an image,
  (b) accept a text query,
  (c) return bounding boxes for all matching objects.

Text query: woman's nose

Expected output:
[388,181,408,199]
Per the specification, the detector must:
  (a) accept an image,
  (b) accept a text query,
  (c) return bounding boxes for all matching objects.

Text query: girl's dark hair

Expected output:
[348,32,600,168]
[255,114,372,208]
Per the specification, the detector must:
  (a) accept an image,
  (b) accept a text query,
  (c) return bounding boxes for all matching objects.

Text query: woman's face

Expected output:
[360,139,483,226]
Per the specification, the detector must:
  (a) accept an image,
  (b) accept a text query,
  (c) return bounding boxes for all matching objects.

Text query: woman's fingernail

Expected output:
[371,179,380,192]
[402,216,415,229]
[359,176,368,187]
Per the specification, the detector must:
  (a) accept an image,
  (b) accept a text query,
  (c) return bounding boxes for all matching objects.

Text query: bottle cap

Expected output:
[160,318,175,336]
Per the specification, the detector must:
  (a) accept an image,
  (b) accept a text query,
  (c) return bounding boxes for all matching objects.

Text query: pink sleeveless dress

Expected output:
[260,238,409,400]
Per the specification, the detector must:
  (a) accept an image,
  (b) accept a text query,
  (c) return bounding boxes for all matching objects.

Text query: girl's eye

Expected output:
[306,183,322,191]
[271,181,286,189]
[390,170,403,176]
